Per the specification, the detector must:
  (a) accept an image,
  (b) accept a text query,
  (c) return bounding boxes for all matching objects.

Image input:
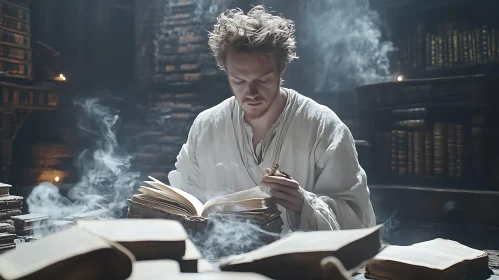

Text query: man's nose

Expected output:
[246,82,259,99]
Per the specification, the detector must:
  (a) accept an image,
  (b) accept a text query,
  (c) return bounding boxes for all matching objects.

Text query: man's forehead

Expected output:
[226,50,277,75]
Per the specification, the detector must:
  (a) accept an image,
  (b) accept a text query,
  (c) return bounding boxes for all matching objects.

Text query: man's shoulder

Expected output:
[193,96,235,127]
[290,89,343,126]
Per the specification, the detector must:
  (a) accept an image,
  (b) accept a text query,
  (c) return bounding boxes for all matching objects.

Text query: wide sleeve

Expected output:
[167,117,207,202]
[289,122,376,231]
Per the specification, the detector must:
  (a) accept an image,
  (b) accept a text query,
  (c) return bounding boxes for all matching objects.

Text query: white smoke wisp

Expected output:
[301,0,395,91]
[189,218,281,261]
[27,97,140,227]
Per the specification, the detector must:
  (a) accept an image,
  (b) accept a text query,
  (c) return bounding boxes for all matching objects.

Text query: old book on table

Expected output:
[0,209,22,220]
[0,226,134,280]
[219,225,383,280]
[137,176,275,217]
[0,233,15,254]
[0,183,11,197]
[10,213,49,229]
[132,176,280,224]
[76,218,188,260]
[365,238,491,280]
[0,223,14,234]
[0,196,22,211]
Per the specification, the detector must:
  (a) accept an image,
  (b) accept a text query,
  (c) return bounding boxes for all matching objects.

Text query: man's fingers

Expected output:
[272,197,300,212]
[261,181,299,196]
[270,189,296,201]
[262,175,298,188]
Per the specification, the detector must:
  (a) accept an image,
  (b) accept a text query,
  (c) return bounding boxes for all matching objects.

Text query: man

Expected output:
[168,5,375,233]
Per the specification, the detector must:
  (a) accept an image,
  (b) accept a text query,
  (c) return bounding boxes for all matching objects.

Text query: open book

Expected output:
[76,219,189,261]
[219,225,383,280]
[0,226,134,280]
[365,238,491,280]
[131,176,278,220]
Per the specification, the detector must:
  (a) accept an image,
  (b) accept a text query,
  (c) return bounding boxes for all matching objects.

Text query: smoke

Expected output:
[379,211,399,243]
[27,97,140,227]
[300,0,395,91]
[189,218,280,261]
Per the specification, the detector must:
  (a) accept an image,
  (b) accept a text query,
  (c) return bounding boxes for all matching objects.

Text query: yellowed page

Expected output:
[372,245,472,270]
[412,238,487,260]
[76,219,188,243]
[131,194,193,216]
[148,176,204,216]
[201,198,271,218]
[203,186,270,210]
[138,186,195,214]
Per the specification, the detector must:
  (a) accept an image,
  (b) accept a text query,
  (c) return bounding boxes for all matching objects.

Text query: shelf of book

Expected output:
[356,74,499,192]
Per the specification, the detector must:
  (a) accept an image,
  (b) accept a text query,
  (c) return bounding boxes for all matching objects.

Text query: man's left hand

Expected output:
[260,168,305,213]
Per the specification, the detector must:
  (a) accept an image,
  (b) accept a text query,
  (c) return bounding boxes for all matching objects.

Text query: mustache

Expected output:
[244,96,265,103]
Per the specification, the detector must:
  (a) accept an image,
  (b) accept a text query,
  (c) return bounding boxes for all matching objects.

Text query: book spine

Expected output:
[425,130,433,176]
[456,124,465,177]
[384,131,392,175]
[391,130,398,174]
[397,130,408,176]
[481,25,489,62]
[471,121,483,177]
[431,34,436,67]
[425,33,431,68]
[413,131,425,176]
[433,122,448,176]
[463,31,470,64]
[453,30,459,64]
[408,132,414,175]
[447,123,457,177]
[0,209,21,220]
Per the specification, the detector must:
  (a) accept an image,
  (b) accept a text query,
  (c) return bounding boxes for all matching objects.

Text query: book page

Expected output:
[203,186,270,210]
[201,198,272,218]
[139,186,195,214]
[148,176,204,216]
[412,238,487,260]
[372,245,472,270]
[76,219,188,242]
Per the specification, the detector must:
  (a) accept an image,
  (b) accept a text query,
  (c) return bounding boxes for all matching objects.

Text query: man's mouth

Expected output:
[246,101,263,106]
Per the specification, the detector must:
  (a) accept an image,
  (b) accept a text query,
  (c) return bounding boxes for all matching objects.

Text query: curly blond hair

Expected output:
[208,5,298,71]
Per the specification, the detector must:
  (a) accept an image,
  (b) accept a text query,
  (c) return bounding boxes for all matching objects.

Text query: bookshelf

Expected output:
[356,74,499,191]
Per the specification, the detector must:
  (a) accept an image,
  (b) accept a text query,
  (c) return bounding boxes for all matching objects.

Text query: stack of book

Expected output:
[0,233,15,254]
[10,213,49,236]
[0,183,23,235]
[0,0,32,79]
[379,107,482,179]
[399,23,499,70]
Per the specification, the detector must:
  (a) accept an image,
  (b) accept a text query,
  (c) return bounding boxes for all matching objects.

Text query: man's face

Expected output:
[225,49,283,120]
